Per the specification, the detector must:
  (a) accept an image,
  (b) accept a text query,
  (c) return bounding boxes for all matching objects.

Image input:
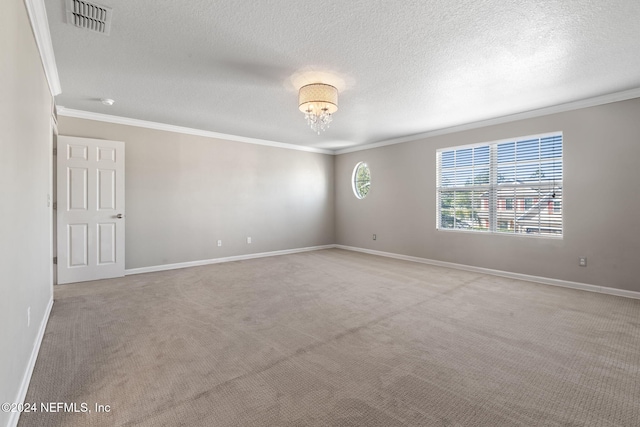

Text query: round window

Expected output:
[352,162,371,199]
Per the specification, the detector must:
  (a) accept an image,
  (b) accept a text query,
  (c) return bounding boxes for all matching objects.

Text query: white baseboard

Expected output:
[124,243,640,300]
[125,245,336,275]
[8,297,54,427]
[335,245,640,300]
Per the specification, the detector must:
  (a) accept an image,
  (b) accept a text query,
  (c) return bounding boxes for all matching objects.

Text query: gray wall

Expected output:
[336,98,640,292]
[0,0,54,425]
[58,117,336,269]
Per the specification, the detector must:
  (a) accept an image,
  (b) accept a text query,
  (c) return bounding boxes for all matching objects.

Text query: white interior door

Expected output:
[57,136,125,284]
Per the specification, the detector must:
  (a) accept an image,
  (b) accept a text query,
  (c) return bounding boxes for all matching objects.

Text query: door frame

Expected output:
[51,114,57,285]
[55,135,126,284]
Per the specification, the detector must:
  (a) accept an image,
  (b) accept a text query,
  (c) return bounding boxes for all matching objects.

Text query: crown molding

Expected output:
[23,0,61,96]
[56,107,335,155]
[336,87,640,155]
[58,86,640,156]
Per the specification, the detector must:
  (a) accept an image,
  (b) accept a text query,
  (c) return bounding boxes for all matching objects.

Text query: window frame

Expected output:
[352,162,371,199]
[436,132,563,238]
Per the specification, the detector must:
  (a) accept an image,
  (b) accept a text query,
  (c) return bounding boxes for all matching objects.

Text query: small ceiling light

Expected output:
[298,83,338,134]
[100,98,115,106]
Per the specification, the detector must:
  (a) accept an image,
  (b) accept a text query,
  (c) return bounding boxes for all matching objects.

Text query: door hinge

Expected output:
[53,257,57,265]
[53,148,57,155]
[52,202,57,210]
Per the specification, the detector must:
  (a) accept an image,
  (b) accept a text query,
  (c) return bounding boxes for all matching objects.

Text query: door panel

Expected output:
[57,136,125,284]
[68,223,88,267]
[68,144,88,160]
[97,146,116,162]
[97,223,116,264]
[68,167,87,210]
[98,169,116,210]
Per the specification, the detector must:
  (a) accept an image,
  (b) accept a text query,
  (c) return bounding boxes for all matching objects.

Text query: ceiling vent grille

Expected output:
[65,0,113,35]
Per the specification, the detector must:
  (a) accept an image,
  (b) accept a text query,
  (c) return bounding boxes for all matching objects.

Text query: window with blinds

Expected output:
[437,132,563,237]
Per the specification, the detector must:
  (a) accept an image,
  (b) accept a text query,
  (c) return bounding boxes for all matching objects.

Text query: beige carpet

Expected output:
[19,249,640,426]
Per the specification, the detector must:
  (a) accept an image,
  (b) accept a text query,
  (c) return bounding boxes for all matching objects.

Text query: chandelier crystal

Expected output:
[298,83,338,134]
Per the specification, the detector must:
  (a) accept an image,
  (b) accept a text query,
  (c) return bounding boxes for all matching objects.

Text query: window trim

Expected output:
[436,131,563,238]
[352,161,371,199]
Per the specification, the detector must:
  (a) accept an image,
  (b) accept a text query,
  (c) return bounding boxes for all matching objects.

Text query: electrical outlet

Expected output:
[373,234,377,240]
[579,257,587,267]
[217,240,222,247]
[247,237,252,244]
[27,307,31,327]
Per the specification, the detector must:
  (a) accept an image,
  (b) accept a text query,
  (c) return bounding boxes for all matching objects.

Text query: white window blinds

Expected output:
[437,132,563,236]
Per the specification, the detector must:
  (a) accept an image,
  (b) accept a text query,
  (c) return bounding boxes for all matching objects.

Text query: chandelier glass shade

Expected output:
[298,83,338,134]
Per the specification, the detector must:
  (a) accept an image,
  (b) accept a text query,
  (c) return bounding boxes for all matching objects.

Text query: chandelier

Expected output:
[298,83,338,134]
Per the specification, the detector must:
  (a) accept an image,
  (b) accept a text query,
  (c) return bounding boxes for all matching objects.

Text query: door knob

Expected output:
[116,213,124,219]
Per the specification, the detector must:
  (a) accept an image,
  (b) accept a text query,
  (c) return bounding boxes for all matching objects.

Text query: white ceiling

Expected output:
[45,0,640,151]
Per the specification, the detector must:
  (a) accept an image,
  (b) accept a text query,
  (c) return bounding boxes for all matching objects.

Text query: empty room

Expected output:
[2,0,640,426]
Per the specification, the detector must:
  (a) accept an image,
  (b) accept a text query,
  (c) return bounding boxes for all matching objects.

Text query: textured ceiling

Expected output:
[46,0,640,150]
